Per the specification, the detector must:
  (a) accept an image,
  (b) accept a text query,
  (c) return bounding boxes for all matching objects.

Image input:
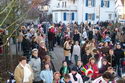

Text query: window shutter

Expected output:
[92,0,95,7]
[64,13,66,21]
[101,0,104,7]
[86,0,88,7]
[85,13,88,20]
[108,1,110,8]
[72,13,74,21]
[92,13,95,20]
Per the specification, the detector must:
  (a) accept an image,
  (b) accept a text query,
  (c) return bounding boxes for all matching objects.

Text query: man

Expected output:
[14,56,34,83]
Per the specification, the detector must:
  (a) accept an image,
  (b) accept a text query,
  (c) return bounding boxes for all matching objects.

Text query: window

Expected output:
[88,0,92,7]
[86,0,95,7]
[88,14,93,20]
[85,13,95,20]
[57,3,60,8]
[62,2,64,7]
[101,0,110,8]
[65,2,67,7]
[104,1,109,7]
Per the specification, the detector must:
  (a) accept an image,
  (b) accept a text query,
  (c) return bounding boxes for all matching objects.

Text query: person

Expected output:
[42,55,52,69]
[60,74,72,83]
[22,35,32,60]
[38,41,47,62]
[73,29,80,43]
[76,60,83,75]
[17,30,23,52]
[14,56,34,83]
[99,59,111,74]
[31,37,39,50]
[92,72,114,83]
[72,41,81,64]
[108,49,116,67]
[28,49,41,83]
[64,38,72,64]
[114,44,124,77]
[40,63,53,83]
[60,61,70,78]
[69,66,83,83]
[87,57,99,79]
[53,72,61,83]
[48,28,55,51]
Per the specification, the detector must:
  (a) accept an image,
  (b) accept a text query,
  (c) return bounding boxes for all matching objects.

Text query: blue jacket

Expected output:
[40,69,53,83]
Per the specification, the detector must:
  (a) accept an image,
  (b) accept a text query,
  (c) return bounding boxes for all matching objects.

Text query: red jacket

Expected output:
[87,63,99,79]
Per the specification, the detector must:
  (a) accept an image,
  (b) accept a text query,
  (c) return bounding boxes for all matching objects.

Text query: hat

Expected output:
[72,66,78,71]
[85,68,93,76]
[32,48,38,52]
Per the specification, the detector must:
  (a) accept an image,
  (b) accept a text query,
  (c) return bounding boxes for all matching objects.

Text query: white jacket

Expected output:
[69,73,83,83]
[72,45,81,57]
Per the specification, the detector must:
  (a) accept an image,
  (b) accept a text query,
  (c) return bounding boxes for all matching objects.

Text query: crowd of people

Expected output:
[10,21,125,83]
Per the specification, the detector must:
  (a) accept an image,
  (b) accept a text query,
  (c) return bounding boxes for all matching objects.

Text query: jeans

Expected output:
[74,55,78,64]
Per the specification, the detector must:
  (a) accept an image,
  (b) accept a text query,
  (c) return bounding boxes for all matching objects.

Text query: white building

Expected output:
[115,0,124,20]
[48,0,116,24]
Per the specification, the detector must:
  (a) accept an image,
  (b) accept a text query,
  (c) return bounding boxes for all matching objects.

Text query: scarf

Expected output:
[20,64,32,82]
[72,73,77,81]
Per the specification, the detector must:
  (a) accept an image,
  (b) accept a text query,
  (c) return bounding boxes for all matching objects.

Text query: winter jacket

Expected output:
[29,56,41,82]
[73,33,80,42]
[114,49,124,66]
[14,64,34,83]
[60,66,70,78]
[72,45,81,57]
[69,73,83,83]
[87,63,99,79]
[64,41,71,56]
[40,69,53,83]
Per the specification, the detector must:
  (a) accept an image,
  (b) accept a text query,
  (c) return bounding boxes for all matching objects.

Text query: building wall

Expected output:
[49,0,116,24]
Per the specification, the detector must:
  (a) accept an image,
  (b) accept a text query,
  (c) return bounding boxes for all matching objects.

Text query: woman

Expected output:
[29,49,41,83]
[14,56,34,83]
[42,55,52,69]
[87,57,99,79]
[31,37,39,50]
[38,41,47,62]
[40,63,53,83]
[99,59,111,74]
[60,61,70,78]
[72,41,81,64]
[64,38,72,64]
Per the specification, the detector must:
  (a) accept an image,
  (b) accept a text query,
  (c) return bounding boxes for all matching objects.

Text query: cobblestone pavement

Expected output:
[50,46,65,71]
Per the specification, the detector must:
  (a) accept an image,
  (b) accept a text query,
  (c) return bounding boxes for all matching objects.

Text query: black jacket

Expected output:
[114,49,124,66]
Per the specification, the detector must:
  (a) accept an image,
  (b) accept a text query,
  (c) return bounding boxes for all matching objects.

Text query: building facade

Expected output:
[115,0,125,20]
[48,0,116,24]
